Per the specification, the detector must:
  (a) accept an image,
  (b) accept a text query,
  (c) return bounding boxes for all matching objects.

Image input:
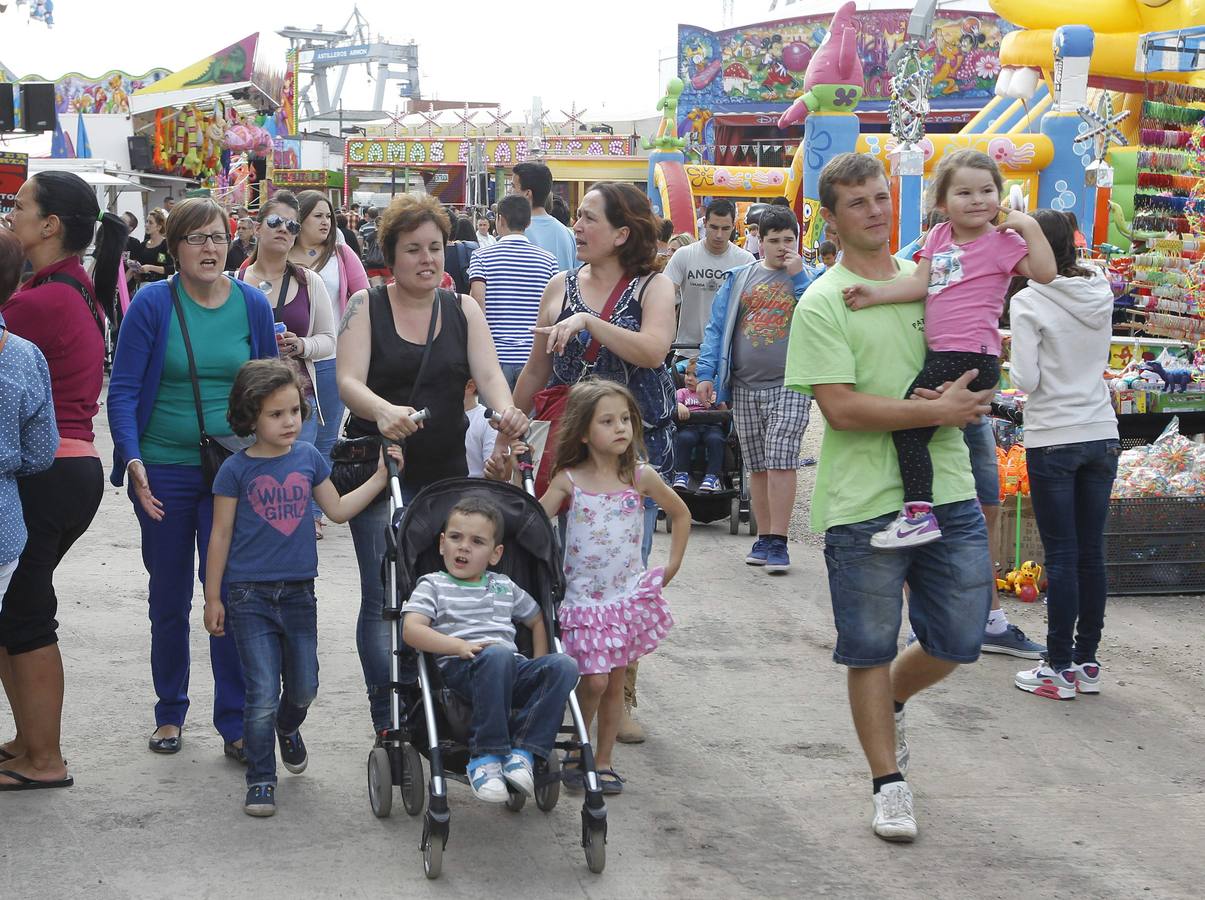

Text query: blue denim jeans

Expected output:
[439,644,579,759]
[349,490,416,732]
[962,419,1000,508]
[225,580,319,787]
[1026,439,1120,669]
[675,424,727,477]
[132,464,245,740]
[499,362,526,392]
[312,358,342,518]
[824,499,992,666]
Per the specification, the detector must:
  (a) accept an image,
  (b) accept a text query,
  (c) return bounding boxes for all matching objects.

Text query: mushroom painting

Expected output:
[724,61,752,95]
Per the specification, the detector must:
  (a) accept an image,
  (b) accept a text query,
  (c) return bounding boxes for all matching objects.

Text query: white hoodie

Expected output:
[1009,269,1119,449]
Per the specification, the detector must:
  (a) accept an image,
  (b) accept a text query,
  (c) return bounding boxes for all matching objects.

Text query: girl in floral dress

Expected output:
[539,380,690,793]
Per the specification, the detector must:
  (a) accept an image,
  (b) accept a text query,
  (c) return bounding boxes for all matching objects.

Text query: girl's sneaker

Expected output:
[1071,661,1102,694]
[244,784,276,817]
[277,729,308,774]
[672,473,690,490]
[870,510,942,549]
[1015,664,1077,700]
[699,474,721,493]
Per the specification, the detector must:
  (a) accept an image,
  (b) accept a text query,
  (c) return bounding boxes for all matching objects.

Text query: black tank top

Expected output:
[347,287,470,488]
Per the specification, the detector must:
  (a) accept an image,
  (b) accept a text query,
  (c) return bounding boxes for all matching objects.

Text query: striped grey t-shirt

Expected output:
[404,571,540,661]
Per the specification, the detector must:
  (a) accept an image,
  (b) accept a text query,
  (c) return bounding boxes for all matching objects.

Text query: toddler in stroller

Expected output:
[401,496,578,805]
[367,466,610,878]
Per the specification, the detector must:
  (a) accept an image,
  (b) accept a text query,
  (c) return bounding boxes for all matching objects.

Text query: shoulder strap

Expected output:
[0,327,8,355]
[170,277,209,439]
[273,265,295,321]
[43,273,105,336]
[581,274,631,365]
[407,290,443,406]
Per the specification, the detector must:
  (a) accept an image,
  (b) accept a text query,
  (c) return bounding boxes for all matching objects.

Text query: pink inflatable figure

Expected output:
[777,1,865,128]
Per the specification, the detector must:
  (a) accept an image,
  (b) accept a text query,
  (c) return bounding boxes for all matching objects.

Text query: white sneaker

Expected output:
[468,757,508,803]
[502,751,535,798]
[1070,661,1102,694]
[872,781,917,842]
[870,510,942,550]
[1015,664,1077,700]
[894,709,909,777]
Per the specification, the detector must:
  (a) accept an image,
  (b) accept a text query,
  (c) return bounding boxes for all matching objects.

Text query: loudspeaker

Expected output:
[127,135,152,170]
[0,83,14,132]
[20,82,56,132]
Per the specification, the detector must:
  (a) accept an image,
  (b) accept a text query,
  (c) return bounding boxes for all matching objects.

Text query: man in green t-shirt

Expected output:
[784,153,993,844]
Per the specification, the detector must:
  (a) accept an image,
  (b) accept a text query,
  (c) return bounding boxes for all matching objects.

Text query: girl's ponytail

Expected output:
[92,211,129,321]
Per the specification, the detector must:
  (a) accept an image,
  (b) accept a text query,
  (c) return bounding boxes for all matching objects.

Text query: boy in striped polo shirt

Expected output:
[402,496,578,803]
[468,195,558,388]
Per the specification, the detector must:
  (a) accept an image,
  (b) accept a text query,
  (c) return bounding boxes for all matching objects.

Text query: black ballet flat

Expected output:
[148,730,181,754]
[223,740,248,766]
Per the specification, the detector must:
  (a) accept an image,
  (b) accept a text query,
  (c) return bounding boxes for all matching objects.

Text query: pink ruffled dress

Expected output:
[559,467,674,675]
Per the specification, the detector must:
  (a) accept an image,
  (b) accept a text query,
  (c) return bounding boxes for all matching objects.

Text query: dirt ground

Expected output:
[2,413,1203,900]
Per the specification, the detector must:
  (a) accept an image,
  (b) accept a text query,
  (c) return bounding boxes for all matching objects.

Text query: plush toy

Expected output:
[996,560,1044,599]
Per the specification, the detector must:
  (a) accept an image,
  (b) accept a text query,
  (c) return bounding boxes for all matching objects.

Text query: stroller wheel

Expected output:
[535,752,561,812]
[505,789,526,812]
[423,836,443,879]
[729,497,740,535]
[583,824,606,874]
[401,743,425,816]
[367,746,393,818]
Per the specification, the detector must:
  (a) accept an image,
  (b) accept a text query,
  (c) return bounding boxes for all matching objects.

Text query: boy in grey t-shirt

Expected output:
[403,497,578,804]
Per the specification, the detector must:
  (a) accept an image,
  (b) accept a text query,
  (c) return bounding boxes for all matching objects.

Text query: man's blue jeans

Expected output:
[225,580,320,787]
[1026,439,1120,669]
[439,645,579,759]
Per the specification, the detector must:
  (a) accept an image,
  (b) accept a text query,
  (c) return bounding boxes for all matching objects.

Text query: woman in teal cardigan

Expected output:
[107,198,277,760]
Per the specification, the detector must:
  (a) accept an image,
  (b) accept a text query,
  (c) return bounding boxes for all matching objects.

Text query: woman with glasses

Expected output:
[0,172,127,790]
[240,193,336,487]
[107,198,277,762]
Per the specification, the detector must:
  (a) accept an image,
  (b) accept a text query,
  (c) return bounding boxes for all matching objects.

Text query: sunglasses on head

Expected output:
[264,214,301,235]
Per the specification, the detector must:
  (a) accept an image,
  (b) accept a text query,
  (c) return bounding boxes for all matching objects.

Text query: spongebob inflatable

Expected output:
[991,0,1205,89]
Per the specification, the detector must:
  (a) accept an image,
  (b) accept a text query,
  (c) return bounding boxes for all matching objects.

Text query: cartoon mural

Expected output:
[7,68,171,115]
[677,9,1015,136]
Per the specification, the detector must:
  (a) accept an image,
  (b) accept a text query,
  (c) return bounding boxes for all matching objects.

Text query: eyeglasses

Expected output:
[264,214,301,235]
[182,232,232,246]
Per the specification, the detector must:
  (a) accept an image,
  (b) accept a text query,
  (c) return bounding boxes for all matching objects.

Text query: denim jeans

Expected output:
[132,464,245,740]
[225,580,319,787]
[675,424,727,477]
[312,358,342,518]
[962,419,1001,508]
[1026,439,1120,669]
[499,362,526,392]
[824,499,992,666]
[349,490,416,732]
[439,644,579,759]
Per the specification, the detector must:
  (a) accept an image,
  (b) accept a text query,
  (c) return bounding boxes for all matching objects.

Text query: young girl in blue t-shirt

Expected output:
[204,359,396,817]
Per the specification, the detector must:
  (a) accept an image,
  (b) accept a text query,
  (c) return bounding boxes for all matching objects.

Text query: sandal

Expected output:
[0,747,15,762]
[560,753,585,791]
[0,768,74,791]
[597,768,625,795]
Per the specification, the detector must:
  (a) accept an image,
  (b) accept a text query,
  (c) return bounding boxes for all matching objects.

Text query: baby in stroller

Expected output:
[672,357,728,493]
[401,496,579,804]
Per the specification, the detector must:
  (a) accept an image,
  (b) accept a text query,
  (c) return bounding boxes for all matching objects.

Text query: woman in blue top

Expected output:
[107,197,277,760]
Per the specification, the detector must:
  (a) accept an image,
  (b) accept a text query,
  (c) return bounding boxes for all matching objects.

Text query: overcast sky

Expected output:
[0,1,889,119]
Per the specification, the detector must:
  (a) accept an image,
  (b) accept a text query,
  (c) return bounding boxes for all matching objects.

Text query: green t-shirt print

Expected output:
[783,261,975,532]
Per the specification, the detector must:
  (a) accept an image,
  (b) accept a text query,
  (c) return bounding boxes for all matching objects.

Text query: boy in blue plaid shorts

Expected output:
[696,206,819,573]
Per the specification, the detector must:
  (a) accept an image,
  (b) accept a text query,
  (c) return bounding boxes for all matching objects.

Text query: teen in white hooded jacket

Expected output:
[1007,209,1119,702]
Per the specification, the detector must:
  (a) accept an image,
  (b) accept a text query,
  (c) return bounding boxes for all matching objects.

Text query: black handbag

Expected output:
[171,278,251,488]
[329,287,440,494]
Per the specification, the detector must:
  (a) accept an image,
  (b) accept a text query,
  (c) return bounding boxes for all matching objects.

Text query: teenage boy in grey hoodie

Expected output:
[1008,209,1120,701]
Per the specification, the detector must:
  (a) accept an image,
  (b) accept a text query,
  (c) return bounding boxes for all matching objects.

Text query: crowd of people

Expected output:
[0,151,1120,847]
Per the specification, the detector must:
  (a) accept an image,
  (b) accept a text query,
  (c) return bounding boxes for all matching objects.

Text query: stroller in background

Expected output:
[662,344,757,536]
[365,431,608,879]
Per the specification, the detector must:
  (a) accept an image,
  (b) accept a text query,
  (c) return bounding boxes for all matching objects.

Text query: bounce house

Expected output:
[647,0,1205,257]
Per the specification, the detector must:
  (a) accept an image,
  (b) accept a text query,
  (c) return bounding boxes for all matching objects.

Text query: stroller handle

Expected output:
[386,408,432,508]
[481,407,537,497]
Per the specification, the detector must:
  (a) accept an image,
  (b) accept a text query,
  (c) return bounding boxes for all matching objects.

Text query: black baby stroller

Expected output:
[664,344,757,535]
[365,437,608,879]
